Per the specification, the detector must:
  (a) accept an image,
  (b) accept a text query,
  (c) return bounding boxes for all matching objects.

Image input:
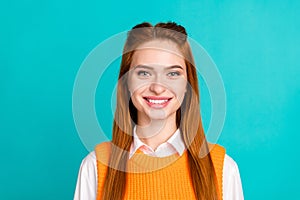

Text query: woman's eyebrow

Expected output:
[165,65,184,70]
[133,65,184,70]
[133,65,154,70]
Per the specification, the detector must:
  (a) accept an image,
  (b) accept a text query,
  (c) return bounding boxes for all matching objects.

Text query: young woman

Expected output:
[74,22,244,200]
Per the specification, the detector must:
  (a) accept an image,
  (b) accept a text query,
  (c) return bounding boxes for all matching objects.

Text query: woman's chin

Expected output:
[146,109,176,121]
[137,108,177,123]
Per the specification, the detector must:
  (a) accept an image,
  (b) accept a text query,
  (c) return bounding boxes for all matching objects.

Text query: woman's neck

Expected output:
[136,114,177,150]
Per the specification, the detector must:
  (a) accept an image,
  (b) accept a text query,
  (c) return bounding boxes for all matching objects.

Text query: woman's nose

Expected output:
[149,82,166,94]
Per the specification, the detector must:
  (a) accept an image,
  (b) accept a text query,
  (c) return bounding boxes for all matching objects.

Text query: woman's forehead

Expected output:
[131,40,185,67]
[135,39,182,55]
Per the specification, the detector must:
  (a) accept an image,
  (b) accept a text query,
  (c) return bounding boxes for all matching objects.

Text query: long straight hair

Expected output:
[101,22,219,200]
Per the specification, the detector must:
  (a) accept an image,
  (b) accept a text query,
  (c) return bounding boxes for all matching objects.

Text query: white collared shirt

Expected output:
[74,128,244,200]
[129,127,186,158]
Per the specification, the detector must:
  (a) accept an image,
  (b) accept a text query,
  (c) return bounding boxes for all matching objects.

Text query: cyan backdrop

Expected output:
[1,0,299,199]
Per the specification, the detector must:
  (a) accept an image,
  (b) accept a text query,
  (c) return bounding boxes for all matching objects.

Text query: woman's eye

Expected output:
[167,71,180,77]
[137,71,151,77]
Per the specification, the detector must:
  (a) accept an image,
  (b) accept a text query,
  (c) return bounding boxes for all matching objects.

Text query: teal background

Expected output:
[1,0,299,199]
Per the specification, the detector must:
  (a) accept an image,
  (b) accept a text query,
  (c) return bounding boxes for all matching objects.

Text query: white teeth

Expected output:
[148,99,168,104]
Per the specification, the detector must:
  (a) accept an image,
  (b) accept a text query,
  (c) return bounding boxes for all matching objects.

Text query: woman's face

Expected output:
[127,40,187,125]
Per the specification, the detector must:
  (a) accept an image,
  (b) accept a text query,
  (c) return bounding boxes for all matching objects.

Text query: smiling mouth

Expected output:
[143,96,172,106]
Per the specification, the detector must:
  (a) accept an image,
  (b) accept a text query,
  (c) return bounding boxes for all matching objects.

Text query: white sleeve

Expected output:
[223,154,244,200]
[74,151,97,200]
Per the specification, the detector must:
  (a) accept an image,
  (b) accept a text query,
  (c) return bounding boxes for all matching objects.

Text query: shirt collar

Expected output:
[129,126,186,158]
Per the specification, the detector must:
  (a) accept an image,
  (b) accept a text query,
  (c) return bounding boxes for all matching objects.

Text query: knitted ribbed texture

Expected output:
[95,142,225,200]
[209,143,226,199]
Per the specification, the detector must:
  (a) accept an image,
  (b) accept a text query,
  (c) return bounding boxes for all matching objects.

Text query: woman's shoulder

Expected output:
[81,142,111,169]
[94,141,112,164]
[95,141,112,150]
[80,151,97,168]
[223,154,241,175]
[82,142,111,164]
[208,143,241,174]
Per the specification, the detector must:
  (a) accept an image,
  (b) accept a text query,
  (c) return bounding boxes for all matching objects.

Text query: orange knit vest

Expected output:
[95,142,225,200]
